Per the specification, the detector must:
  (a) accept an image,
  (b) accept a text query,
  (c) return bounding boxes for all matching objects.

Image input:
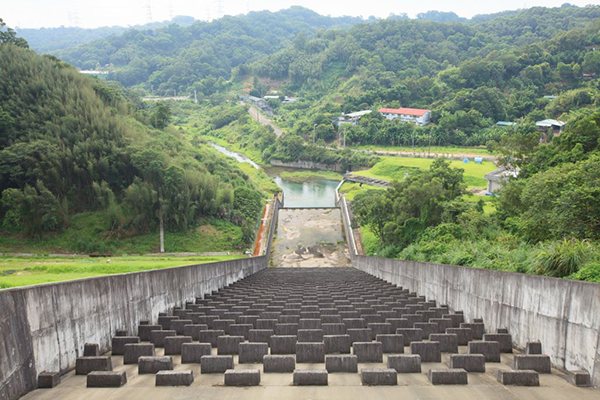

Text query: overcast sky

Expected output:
[3,0,599,29]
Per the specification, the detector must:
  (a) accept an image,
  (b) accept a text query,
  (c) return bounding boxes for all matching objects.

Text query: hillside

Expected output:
[250,5,600,148]
[51,7,366,92]
[15,16,197,53]
[0,43,267,253]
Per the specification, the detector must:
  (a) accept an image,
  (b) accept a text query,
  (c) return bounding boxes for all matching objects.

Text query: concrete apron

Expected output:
[21,349,600,400]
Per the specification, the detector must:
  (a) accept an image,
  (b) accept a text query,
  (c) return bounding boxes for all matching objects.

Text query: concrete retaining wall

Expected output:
[0,256,267,400]
[337,194,357,258]
[353,256,600,386]
[270,159,344,172]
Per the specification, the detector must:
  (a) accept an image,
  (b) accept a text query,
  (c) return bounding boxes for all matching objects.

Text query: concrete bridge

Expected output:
[1,195,599,399]
[344,174,390,187]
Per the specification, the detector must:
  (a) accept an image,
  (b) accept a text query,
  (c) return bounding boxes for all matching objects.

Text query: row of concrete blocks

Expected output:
[136,324,502,351]
[77,368,514,388]
[152,310,471,330]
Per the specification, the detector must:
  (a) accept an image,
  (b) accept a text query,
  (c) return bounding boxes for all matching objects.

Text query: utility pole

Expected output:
[194,90,198,104]
[313,124,317,143]
[343,126,347,148]
[412,130,415,151]
[428,131,431,157]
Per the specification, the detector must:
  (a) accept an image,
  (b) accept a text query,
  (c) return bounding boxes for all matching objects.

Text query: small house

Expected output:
[336,110,372,126]
[484,167,520,194]
[496,121,517,128]
[536,119,565,135]
[536,119,566,143]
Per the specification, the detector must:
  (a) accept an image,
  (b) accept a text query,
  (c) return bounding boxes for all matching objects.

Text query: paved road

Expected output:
[245,103,284,137]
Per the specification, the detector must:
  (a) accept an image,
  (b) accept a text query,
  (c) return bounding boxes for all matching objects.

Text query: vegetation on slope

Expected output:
[353,112,600,282]
[0,43,264,253]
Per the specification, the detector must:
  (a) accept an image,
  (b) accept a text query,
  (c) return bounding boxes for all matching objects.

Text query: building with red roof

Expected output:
[378,107,432,126]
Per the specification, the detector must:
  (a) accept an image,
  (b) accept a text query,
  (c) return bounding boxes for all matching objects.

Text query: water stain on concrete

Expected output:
[271,208,350,267]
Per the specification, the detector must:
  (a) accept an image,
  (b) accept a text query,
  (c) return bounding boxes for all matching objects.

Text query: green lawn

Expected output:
[353,145,493,156]
[354,156,496,189]
[0,211,247,255]
[0,255,245,289]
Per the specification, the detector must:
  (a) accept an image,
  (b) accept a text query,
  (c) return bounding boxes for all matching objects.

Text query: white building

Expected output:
[536,119,565,134]
[336,110,372,126]
[484,167,520,194]
[378,107,431,126]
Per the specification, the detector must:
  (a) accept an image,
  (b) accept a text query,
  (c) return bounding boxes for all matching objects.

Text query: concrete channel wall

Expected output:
[353,256,600,386]
[0,256,267,400]
[337,193,358,258]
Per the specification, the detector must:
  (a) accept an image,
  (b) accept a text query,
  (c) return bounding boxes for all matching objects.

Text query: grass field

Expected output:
[354,156,496,189]
[0,212,246,255]
[0,255,245,289]
[352,145,493,156]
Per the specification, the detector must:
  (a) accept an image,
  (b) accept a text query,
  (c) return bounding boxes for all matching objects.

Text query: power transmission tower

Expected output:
[168,0,174,20]
[145,1,153,23]
[215,0,224,19]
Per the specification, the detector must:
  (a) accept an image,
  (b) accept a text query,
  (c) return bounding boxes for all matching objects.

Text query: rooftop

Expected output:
[378,107,431,117]
[343,110,373,118]
[536,119,566,127]
[485,167,520,182]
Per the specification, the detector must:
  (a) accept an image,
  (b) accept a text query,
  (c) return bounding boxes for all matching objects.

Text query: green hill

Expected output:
[0,43,266,253]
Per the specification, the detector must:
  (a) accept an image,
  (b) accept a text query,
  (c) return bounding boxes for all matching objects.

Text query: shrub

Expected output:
[567,263,600,283]
[533,239,594,278]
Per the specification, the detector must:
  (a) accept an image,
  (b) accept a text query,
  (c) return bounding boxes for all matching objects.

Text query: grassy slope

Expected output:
[0,255,244,288]
[354,156,496,189]
[0,211,245,255]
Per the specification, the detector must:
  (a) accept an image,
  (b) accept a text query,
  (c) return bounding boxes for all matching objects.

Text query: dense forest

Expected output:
[49,7,365,92]
[0,40,265,252]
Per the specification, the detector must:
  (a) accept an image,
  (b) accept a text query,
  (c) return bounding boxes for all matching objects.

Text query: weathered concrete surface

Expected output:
[353,256,600,385]
[271,208,350,267]
[19,350,600,400]
[0,256,266,400]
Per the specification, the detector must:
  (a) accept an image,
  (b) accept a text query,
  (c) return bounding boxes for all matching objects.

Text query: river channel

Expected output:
[210,142,339,208]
